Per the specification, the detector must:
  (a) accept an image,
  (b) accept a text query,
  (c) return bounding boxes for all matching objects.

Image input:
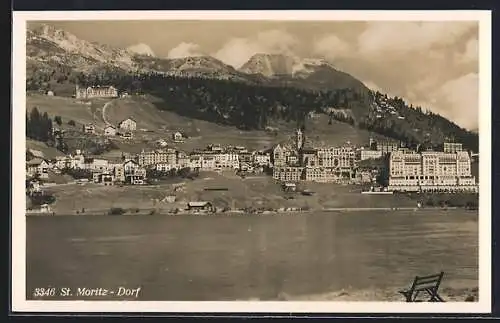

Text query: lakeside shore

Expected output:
[27,171,478,217]
[271,286,479,302]
[26,205,472,217]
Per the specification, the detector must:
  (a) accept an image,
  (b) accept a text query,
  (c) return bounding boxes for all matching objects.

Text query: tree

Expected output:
[26,107,53,142]
[68,120,76,126]
[54,115,62,126]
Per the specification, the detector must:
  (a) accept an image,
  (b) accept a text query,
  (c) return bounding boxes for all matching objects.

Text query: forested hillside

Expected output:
[26,67,479,152]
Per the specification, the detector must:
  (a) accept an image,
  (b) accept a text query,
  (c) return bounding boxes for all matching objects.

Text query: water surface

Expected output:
[26,210,478,300]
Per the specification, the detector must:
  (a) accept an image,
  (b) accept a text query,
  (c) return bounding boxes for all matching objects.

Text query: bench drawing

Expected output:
[399,271,445,302]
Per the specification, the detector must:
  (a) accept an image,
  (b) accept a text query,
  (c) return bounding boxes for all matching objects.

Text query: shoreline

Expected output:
[270,285,479,302]
[29,173,478,217]
[26,206,476,217]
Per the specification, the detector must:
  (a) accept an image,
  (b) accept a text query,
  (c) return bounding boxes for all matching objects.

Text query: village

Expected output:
[26,85,479,215]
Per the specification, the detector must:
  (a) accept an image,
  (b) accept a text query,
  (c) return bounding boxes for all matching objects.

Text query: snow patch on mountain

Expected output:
[28,24,136,70]
[239,53,337,78]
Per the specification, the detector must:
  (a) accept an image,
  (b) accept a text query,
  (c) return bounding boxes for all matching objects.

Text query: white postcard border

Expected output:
[11,10,492,314]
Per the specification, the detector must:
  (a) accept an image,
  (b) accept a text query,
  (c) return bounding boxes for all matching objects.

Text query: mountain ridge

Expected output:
[26,23,369,93]
[25,23,479,152]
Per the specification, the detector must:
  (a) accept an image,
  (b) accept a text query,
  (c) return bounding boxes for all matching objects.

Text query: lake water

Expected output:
[26,210,478,301]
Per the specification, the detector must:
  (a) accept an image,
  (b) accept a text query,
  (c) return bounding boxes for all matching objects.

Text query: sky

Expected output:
[36,20,479,130]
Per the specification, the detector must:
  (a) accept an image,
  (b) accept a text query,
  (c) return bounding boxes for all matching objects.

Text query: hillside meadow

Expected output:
[26,94,387,155]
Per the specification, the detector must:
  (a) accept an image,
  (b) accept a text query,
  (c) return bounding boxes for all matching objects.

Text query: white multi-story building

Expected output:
[376,140,400,155]
[443,142,463,153]
[55,155,83,169]
[273,167,303,182]
[138,149,177,167]
[303,167,342,183]
[80,157,109,172]
[272,144,292,167]
[388,150,477,192]
[156,163,175,172]
[213,152,239,169]
[188,155,202,170]
[357,148,383,161]
[75,85,118,99]
[201,156,216,170]
[253,152,271,166]
[176,151,189,169]
[316,146,356,169]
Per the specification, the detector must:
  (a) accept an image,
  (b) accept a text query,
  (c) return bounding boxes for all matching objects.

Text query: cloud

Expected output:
[213,29,297,68]
[167,42,203,59]
[309,22,478,130]
[127,43,155,57]
[255,29,297,53]
[458,38,478,63]
[432,73,479,130]
[313,34,352,60]
[213,38,265,68]
[357,21,475,55]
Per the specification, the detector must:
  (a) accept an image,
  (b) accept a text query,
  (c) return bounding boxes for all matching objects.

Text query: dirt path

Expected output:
[102,100,115,125]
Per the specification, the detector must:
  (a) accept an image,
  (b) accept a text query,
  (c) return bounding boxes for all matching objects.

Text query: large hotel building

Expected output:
[387,150,477,192]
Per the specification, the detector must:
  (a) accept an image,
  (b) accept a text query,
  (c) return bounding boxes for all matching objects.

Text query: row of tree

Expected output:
[26,107,53,142]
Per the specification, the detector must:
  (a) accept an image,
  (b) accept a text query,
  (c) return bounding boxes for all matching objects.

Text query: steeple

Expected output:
[296,128,304,151]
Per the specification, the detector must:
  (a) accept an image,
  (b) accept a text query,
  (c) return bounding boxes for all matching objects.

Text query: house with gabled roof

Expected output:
[26,158,50,179]
[104,125,117,136]
[118,117,137,131]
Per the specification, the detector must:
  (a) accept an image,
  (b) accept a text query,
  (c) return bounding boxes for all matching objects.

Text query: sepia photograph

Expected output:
[12,10,491,313]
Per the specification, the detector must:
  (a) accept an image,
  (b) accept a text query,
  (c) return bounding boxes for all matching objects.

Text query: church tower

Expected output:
[296,128,304,151]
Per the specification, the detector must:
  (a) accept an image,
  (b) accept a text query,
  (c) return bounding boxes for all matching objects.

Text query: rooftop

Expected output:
[28,149,44,158]
[187,201,211,207]
[26,158,45,166]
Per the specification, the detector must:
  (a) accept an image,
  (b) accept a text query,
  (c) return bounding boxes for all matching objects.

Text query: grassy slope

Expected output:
[26,94,110,131]
[45,171,418,214]
[26,94,390,157]
[20,93,384,156]
[26,139,65,159]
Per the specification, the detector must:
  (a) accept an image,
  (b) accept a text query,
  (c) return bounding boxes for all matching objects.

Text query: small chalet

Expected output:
[173,131,184,142]
[118,118,137,131]
[83,123,96,134]
[26,158,50,178]
[125,167,146,185]
[123,159,139,173]
[187,201,214,213]
[104,125,117,136]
